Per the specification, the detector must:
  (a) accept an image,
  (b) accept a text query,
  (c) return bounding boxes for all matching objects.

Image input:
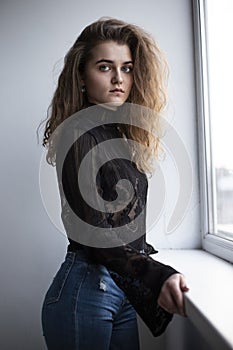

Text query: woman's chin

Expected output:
[93,101,124,111]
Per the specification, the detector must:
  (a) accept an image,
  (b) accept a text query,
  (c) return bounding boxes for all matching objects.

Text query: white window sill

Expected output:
[155,249,233,350]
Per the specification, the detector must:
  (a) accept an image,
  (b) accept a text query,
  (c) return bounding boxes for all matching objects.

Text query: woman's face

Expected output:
[82,41,133,106]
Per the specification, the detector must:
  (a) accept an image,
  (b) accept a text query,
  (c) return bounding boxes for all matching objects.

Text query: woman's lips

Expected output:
[109,88,124,93]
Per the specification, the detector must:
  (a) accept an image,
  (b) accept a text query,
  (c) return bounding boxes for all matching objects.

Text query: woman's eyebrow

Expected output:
[95,59,133,64]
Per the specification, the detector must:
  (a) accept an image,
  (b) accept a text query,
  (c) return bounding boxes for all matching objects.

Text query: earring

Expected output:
[81,85,86,93]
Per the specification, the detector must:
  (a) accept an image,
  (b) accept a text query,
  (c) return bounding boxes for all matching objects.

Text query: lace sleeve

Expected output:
[60,129,112,232]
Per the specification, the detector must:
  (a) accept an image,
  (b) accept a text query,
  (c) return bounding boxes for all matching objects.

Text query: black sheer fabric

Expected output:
[55,106,178,336]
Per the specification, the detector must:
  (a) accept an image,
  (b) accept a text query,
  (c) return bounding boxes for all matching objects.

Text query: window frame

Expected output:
[192,0,233,263]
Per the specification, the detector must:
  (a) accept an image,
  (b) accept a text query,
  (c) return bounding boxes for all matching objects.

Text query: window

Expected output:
[193,0,233,262]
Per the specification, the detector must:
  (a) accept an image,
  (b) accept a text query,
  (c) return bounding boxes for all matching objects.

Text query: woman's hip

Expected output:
[41,250,127,317]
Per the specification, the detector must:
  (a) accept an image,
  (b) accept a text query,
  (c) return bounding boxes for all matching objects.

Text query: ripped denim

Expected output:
[41,250,140,350]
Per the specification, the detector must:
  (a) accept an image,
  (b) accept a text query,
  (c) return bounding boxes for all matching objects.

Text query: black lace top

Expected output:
[55,105,178,336]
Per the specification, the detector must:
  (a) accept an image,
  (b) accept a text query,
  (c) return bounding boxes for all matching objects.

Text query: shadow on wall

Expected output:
[138,314,211,350]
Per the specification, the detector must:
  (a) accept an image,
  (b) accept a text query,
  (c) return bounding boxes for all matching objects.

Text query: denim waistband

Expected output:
[67,246,145,263]
[66,249,91,263]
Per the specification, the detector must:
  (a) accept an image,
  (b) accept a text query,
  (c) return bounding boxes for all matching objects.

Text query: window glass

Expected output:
[205,0,233,239]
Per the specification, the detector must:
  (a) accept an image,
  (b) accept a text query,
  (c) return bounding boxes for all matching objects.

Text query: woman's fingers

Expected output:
[158,273,189,317]
[171,274,189,316]
[180,275,190,292]
[170,282,186,316]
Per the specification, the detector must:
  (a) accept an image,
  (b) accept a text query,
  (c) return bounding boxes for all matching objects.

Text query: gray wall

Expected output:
[0,0,201,349]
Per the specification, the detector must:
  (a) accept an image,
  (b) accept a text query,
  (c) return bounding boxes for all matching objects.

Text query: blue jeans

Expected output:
[41,250,140,350]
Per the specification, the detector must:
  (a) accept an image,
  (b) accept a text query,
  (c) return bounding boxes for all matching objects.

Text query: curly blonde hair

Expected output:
[38,18,169,175]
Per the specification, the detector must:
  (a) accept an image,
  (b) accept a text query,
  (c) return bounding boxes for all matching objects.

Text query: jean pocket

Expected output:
[44,252,75,305]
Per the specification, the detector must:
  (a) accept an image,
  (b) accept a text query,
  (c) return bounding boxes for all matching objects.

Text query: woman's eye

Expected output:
[99,65,110,72]
[122,66,133,73]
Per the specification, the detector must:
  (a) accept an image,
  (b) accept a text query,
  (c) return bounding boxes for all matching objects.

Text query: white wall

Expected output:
[0,0,200,349]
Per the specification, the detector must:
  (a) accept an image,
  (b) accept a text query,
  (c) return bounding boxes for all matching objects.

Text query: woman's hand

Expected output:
[158,273,189,317]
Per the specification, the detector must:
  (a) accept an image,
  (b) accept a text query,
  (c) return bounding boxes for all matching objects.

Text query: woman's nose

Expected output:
[111,69,123,84]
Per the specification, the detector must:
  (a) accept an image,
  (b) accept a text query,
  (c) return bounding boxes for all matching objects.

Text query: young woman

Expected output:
[40,18,189,350]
